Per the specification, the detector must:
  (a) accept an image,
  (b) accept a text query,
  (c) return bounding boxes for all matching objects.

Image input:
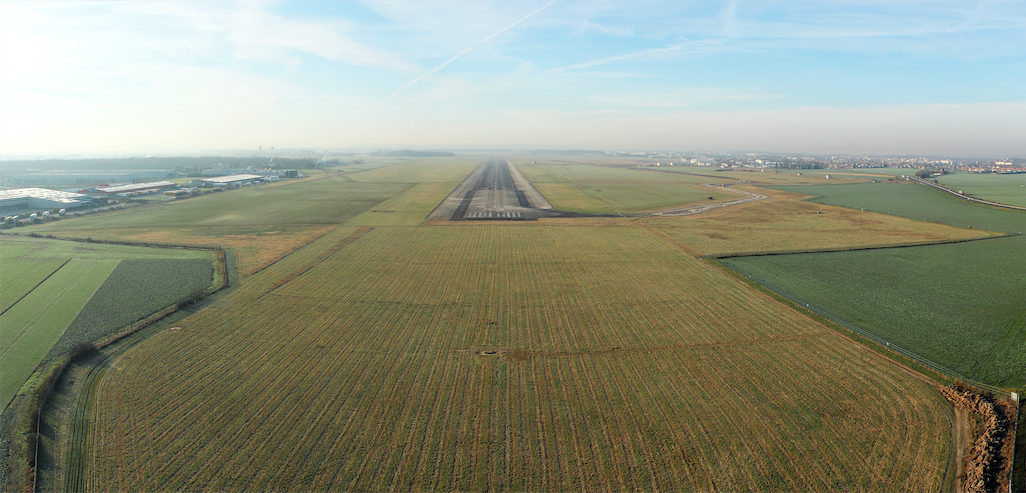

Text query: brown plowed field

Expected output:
[83,224,951,491]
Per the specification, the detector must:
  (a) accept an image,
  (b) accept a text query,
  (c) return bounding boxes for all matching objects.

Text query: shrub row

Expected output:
[940,385,1012,493]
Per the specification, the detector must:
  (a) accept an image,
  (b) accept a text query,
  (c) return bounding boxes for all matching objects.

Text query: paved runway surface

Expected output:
[431,157,559,221]
[429,157,775,222]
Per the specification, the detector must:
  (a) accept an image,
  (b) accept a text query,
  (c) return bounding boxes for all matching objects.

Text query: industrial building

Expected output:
[192,174,267,187]
[82,181,178,197]
[201,168,297,178]
[4,170,174,186]
[0,188,91,212]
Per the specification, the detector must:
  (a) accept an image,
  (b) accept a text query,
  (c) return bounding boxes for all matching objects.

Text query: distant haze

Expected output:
[1,1,1024,157]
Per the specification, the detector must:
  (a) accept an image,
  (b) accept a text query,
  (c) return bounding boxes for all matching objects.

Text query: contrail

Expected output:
[992,72,1024,93]
[480,0,556,43]
[185,43,267,79]
[385,0,556,100]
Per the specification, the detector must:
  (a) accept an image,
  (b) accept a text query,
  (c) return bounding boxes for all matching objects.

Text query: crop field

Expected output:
[0,258,117,406]
[45,258,213,360]
[512,162,734,214]
[722,235,1026,388]
[0,249,66,314]
[43,225,332,276]
[642,187,993,256]
[82,224,951,491]
[0,235,215,408]
[720,181,1025,387]
[771,181,1025,233]
[935,172,1026,207]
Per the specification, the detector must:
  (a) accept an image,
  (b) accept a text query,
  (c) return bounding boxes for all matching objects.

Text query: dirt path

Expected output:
[953,406,969,493]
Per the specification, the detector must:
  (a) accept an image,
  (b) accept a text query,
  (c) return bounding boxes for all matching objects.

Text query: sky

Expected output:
[1,1,1024,157]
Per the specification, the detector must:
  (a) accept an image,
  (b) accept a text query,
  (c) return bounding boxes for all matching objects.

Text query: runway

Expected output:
[430,157,556,221]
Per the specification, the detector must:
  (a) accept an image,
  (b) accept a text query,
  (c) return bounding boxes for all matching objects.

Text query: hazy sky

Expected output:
[1,1,1024,157]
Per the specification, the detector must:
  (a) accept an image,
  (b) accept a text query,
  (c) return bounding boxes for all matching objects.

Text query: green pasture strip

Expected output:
[582,183,734,213]
[935,173,1026,207]
[532,183,734,214]
[346,182,462,227]
[515,161,706,184]
[28,179,411,231]
[45,258,213,361]
[721,234,1026,388]
[0,258,119,406]
[511,161,735,213]
[12,237,213,261]
[0,257,67,314]
[346,158,480,183]
[531,183,615,214]
[771,181,1025,233]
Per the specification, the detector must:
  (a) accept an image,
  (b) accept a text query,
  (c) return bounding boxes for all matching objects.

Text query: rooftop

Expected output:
[201,174,264,183]
[0,187,89,204]
[95,181,177,193]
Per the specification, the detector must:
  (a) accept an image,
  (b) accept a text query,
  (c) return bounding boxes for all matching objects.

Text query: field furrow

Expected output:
[81,224,951,491]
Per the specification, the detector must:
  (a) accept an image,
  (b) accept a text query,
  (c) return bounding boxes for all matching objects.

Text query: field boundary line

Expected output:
[0,258,71,317]
[710,233,1017,259]
[262,227,374,296]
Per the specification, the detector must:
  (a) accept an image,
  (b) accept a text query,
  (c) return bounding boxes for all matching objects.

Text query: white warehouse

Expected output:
[0,188,91,212]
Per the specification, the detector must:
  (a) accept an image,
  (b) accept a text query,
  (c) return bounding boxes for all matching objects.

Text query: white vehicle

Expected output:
[29,213,38,222]
[58,208,67,216]
[41,211,50,219]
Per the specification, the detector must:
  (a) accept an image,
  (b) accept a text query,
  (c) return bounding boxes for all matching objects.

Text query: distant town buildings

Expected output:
[604,151,1024,174]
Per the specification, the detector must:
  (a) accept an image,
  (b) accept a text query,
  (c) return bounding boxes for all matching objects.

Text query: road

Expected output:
[912,176,1026,211]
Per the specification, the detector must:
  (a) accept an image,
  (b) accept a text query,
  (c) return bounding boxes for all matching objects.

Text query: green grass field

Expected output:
[514,162,733,213]
[772,181,1025,233]
[720,181,1026,388]
[0,258,118,406]
[0,254,66,314]
[935,173,1026,207]
[722,235,1026,388]
[45,258,213,361]
[0,235,215,408]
